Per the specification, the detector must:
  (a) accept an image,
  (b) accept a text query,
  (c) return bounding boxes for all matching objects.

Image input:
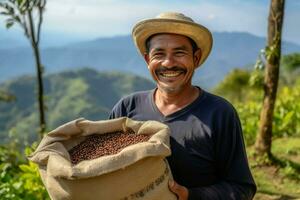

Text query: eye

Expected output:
[152,52,164,58]
[174,51,186,57]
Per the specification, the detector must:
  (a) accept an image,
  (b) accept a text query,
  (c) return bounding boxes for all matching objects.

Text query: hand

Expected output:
[168,180,189,200]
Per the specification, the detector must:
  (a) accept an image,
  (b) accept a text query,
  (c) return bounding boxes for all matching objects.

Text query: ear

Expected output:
[193,48,202,66]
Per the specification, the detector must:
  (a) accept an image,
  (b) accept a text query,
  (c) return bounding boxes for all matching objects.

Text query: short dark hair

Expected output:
[145,33,199,54]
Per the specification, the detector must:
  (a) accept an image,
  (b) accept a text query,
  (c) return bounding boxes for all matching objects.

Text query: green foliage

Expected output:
[236,83,300,145]
[48,78,93,126]
[281,53,300,72]
[219,62,300,196]
[248,69,264,89]
[213,69,263,103]
[0,0,46,33]
[0,143,49,199]
[280,53,300,86]
[214,54,300,146]
[236,101,261,145]
[273,85,300,137]
[214,69,251,102]
[0,90,16,102]
[265,32,281,63]
[16,161,48,199]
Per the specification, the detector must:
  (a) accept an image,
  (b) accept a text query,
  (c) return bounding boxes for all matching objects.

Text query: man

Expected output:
[109,12,256,200]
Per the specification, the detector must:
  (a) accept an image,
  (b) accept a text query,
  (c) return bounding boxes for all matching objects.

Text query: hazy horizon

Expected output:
[0,0,299,47]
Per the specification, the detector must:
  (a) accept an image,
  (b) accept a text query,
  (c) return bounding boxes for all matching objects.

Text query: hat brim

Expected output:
[132,18,213,67]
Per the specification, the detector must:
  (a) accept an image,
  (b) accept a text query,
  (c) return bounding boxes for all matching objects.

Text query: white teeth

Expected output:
[161,72,181,77]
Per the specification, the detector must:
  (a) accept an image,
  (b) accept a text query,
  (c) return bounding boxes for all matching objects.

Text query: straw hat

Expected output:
[132,12,213,67]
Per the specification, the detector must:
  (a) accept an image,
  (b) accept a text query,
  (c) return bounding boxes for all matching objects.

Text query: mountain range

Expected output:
[0,68,155,144]
[1,32,300,89]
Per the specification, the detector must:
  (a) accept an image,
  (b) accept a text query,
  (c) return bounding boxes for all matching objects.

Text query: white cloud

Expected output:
[43,1,163,37]
[207,14,216,20]
[45,1,268,35]
[2,0,299,44]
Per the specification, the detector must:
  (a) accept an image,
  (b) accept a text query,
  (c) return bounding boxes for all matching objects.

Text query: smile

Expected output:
[160,71,183,77]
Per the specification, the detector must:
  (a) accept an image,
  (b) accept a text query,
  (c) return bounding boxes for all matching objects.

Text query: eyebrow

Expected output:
[151,45,189,52]
[174,45,189,51]
[151,48,164,52]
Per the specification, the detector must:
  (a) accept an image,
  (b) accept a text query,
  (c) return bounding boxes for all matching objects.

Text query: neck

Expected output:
[154,85,200,116]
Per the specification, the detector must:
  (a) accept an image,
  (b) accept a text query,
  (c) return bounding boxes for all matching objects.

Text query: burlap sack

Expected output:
[29,117,177,200]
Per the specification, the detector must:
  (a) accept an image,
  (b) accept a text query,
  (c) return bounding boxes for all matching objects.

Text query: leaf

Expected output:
[12,182,22,190]
[29,161,38,169]
[17,0,23,6]
[4,3,15,15]
[5,17,15,28]
[24,146,33,156]
[6,20,14,29]
[19,164,32,172]
[13,15,21,23]
[282,111,294,128]
[19,0,27,11]
[0,11,11,15]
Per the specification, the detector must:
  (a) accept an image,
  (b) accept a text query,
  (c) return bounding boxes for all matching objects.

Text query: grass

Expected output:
[248,137,300,200]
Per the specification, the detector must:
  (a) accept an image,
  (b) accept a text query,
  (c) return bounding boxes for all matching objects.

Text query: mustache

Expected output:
[155,66,187,73]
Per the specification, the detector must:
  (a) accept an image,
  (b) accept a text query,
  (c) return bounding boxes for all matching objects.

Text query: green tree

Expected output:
[255,0,285,158]
[213,68,264,103]
[0,90,15,102]
[281,53,300,72]
[280,53,300,85]
[0,0,47,138]
[213,69,251,102]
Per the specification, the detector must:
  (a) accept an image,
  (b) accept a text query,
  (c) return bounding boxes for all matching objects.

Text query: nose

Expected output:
[161,54,176,68]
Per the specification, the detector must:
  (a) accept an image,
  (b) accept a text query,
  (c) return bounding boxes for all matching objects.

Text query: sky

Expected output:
[0,0,300,46]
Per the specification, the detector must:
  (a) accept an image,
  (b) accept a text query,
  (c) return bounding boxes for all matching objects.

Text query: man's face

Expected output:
[144,34,201,93]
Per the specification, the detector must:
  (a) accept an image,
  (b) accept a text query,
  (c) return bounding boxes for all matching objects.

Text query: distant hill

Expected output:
[1,32,300,88]
[0,68,155,144]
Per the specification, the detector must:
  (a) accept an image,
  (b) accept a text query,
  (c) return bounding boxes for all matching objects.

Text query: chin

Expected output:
[159,84,184,93]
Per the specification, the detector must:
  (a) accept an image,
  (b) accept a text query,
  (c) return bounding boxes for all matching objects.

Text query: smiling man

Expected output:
[109,12,256,200]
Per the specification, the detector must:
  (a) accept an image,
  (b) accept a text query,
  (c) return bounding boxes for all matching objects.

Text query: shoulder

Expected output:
[199,90,240,124]
[118,90,152,105]
[109,90,152,118]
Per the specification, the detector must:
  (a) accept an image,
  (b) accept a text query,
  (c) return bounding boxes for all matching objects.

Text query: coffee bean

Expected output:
[69,129,150,165]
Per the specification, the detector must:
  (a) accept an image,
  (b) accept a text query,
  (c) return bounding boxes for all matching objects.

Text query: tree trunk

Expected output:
[254,0,285,157]
[28,9,46,139]
[33,42,46,138]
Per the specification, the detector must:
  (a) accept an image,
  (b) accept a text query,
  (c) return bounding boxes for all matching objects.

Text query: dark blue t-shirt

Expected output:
[109,88,256,200]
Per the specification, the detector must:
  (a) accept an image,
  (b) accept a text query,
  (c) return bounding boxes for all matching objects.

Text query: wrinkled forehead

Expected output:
[146,33,194,51]
[147,33,191,44]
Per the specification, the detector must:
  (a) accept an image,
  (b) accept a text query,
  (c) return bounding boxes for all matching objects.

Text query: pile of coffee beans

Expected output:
[69,130,150,164]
